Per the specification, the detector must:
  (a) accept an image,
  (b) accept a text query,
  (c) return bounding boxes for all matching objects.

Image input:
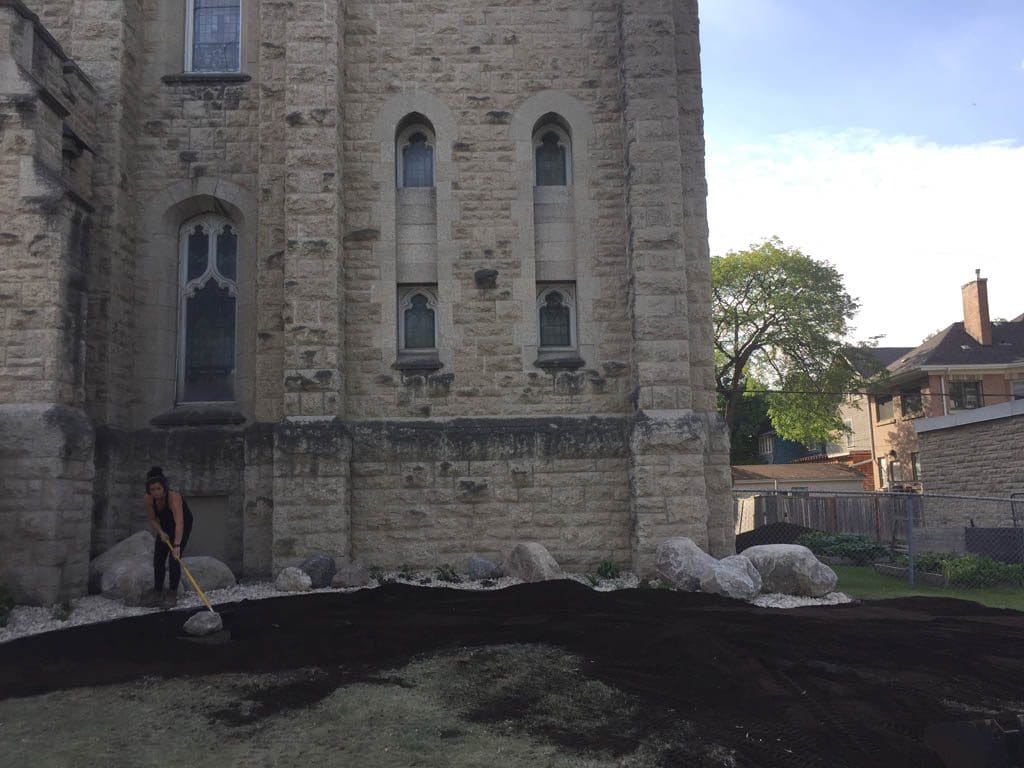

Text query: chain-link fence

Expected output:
[734,489,1024,593]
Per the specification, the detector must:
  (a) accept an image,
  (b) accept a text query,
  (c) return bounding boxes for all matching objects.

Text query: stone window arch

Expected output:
[186,0,242,73]
[533,119,571,187]
[398,286,438,351]
[178,214,239,402]
[397,118,436,188]
[537,284,577,350]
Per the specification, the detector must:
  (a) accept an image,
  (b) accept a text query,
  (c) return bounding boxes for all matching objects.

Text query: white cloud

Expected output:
[706,130,1024,346]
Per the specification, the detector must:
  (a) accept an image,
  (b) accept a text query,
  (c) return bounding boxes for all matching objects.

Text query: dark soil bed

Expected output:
[2,580,1023,767]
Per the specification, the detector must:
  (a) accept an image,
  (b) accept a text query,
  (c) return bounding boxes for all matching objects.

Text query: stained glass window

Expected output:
[402,132,434,188]
[179,216,238,402]
[403,293,435,349]
[535,131,567,186]
[190,0,241,73]
[539,290,571,347]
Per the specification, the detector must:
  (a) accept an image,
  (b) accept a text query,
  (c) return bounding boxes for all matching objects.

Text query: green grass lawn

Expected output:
[833,565,1024,612]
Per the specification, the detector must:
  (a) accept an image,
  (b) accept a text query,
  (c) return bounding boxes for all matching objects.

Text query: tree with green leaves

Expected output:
[713,237,870,450]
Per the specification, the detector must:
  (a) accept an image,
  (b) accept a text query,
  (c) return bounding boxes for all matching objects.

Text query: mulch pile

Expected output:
[2,581,1023,767]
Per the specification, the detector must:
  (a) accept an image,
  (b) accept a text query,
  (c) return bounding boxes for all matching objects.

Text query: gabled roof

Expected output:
[886,320,1024,376]
[731,464,865,483]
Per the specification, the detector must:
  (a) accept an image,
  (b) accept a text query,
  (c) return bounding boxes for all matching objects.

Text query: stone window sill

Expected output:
[161,73,251,85]
[392,352,443,374]
[150,406,247,427]
[534,351,585,371]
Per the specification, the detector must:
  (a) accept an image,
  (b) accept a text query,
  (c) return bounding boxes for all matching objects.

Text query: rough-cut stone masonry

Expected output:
[3,0,732,602]
[918,408,1024,528]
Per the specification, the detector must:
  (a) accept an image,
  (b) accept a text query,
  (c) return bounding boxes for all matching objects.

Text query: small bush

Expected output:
[897,551,1024,587]
[596,561,621,580]
[0,585,14,627]
[797,532,890,565]
[584,574,601,587]
[367,565,390,584]
[434,563,461,583]
[397,563,415,580]
[50,601,72,622]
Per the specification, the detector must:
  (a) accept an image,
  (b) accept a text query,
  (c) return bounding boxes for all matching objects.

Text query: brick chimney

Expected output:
[962,270,992,346]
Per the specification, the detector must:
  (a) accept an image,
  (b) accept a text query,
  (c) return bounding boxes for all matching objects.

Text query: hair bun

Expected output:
[146,466,164,481]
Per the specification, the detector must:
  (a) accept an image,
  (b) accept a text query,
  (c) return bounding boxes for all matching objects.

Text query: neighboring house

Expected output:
[868,273,1024,491]
[732,464,868,494]
[755,430,823,465]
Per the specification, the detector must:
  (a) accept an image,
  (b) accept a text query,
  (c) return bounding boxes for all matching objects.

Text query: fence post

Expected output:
[906,495,916,587]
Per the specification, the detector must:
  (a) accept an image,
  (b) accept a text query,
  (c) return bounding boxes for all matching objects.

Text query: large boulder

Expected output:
[179,556,235,592]
[655,537,717,591]
[299,554,337,589]
[700,555,762,601]
[741,544,838,597]
[100,559,153,606]
[467,555,502,581]
[503,543,562,583]
[332,562,371,588]
[275,567,312,592]
[88,531,154,593]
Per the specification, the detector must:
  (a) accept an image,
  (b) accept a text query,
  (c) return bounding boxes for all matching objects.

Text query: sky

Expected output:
[699,0,1024,347]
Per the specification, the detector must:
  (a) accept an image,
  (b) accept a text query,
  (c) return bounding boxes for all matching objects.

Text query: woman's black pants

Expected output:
[153,520,193,591]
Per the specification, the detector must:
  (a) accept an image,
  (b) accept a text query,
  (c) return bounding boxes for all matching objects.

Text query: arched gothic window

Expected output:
[186,0,242,73]
[178,215,238,402]
[397,123,435,188]
[534,123,571,187]
[398,286,438,351]
[537,284,576,349]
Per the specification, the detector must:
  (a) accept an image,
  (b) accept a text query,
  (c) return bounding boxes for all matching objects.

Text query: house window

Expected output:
[534,123,571,187]
[949,380,982,410]
[537,284,576,349]
[875,395,894,422]
[186,0,242,73]
[398,286,438,351]
[899,388,924,418]
[1012,380,1024,400]
[910,452,921,482]
[878,457,890,489]
[844,419,855,448]
[397,123,435,188]
[178,216,238,402]
[758,433,774,459]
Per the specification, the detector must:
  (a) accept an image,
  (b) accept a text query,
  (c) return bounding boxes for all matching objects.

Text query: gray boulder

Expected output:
[89,531,153,593]
[299,554,337,588]
[179,556,235,592]
[655,537,716,591]
[275,566,312,592]
[183,610,223,636]
[331,563,371,588]
[467,555,502,580]
[100,559,153,606]
[741,544,838,597]
[700,555,762,601]
[503,543,562,582]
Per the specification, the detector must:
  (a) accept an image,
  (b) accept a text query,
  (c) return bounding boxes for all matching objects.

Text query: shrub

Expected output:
[898,551,1024,587]
[0,584,14,628]
[796,532,890,565]
[596,561,621,580]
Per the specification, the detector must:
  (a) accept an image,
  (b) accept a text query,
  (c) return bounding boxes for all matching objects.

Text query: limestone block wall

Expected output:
[348,417,632,569]
[918,408,1024,528]
[342,0,633,419]
[0,404,94,603]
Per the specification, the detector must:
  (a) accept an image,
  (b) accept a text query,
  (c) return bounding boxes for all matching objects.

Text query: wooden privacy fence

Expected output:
[734,492,924,542]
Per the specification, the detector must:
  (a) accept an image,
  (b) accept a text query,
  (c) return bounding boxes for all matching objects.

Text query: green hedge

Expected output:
[796,532,890,566]
[901,551,1024,587]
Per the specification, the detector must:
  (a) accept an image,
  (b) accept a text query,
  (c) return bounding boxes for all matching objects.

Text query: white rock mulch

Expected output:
[0,570,848,645]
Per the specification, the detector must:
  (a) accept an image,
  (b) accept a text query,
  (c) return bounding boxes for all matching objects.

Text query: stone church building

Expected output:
[0,0,731,604]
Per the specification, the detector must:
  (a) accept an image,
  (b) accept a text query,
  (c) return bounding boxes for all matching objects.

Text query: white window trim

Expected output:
[185,0,244,74]
[532,123,572,186]
[536,283,577,351]
[397,285,439,352]
[177,215,239,404]
[396,123,436,189]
